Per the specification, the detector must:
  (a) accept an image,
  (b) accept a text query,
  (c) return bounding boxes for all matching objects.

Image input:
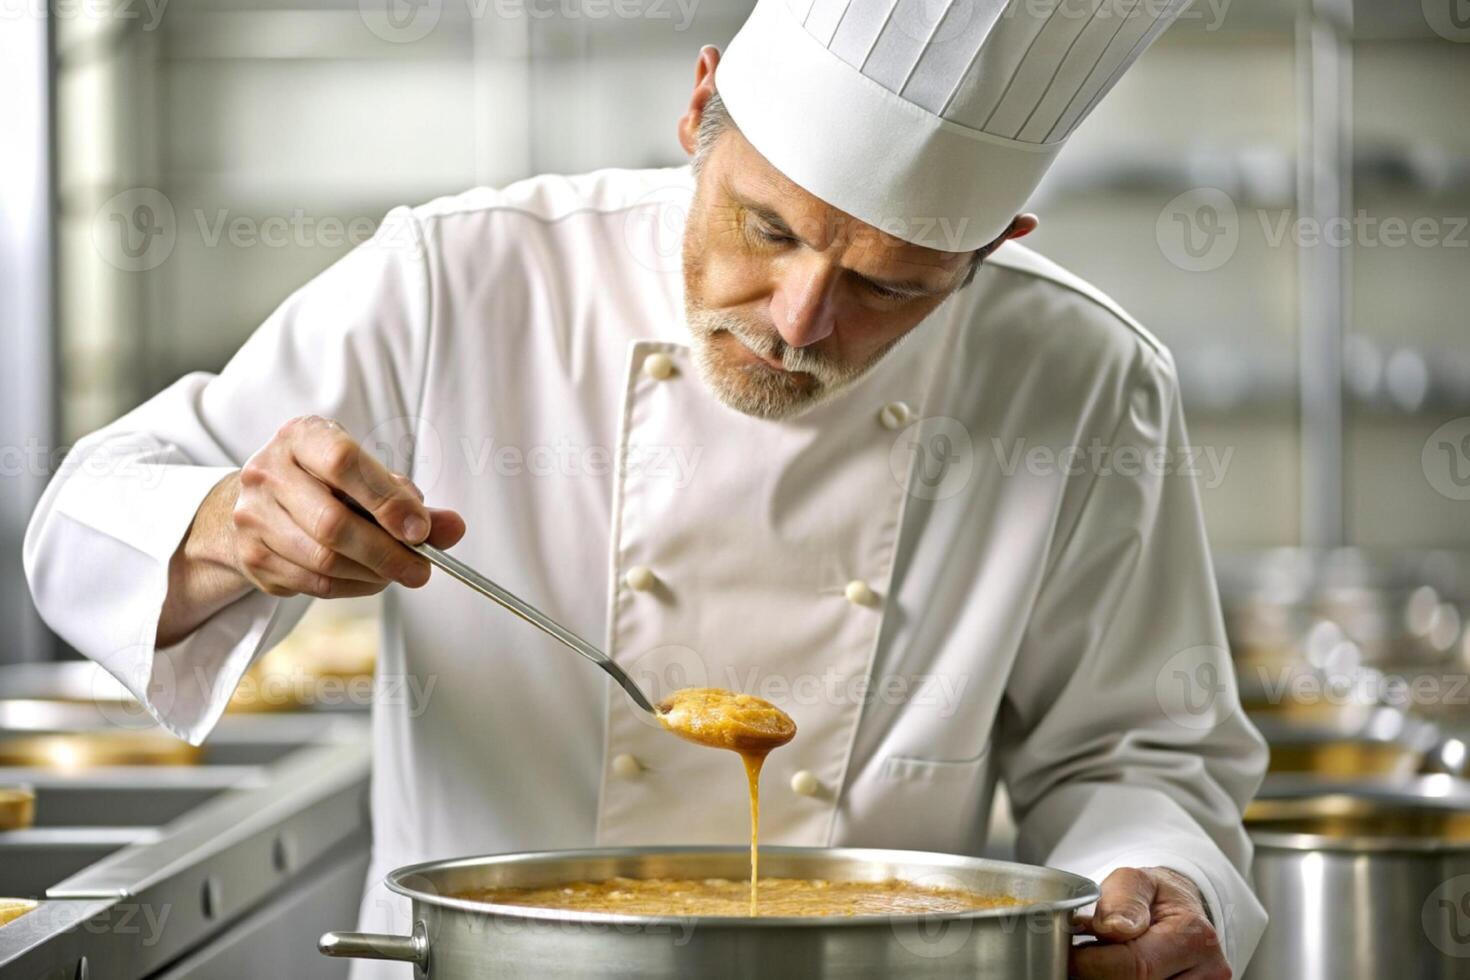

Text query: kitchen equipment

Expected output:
[0,903,35,929]
[1252,706,1451,778]
[0,731,201,770]
[0,703,371,979]
[413,540,657,715]
[1244,776,1470,979]
[318,846,1097,978]
[1218,548,1470,670]
[0,788,34,831]
[340,494,657,716]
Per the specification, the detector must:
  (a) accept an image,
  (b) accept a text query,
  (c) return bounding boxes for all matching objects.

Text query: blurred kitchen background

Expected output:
[1,0,1469,976]
[3,0,1468,644]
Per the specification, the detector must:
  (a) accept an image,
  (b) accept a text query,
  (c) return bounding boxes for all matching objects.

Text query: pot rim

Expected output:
[1249,829,1470,853]
[383,845,1100,927]
[1248,777,1470,853]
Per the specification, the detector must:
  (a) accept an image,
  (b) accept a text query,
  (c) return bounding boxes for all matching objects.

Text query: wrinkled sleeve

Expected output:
[23,208,433,745]
[996,346,1269,972]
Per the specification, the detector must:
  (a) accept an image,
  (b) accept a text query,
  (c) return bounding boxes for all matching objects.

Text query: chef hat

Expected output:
[717,0,1191,252]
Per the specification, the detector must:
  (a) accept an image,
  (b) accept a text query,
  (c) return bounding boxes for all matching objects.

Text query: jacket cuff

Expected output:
[51,461,292,744]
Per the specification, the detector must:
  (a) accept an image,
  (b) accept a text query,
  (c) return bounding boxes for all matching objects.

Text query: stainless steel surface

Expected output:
[413,541,658,716]
[320,846,1097,979]
[1245,776,1470,979]
[0,0,55,667]
[0,669,373,979]
[0,827,158,897]
[1252,706,1456,777]
[1295,0,1353,547]
[154,844,368,980]
[320,922,428,967]
[1218,548,1470,669]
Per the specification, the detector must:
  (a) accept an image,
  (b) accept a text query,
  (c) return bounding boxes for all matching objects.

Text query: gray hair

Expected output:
[691,87,982,289]
[692,89,735,176]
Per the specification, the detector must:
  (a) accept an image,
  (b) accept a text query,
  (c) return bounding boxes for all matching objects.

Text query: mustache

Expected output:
[694,310,843,383]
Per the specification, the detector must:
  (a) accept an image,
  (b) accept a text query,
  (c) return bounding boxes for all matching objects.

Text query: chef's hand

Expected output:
[1069,867,1229,980]
[157,416,465,646]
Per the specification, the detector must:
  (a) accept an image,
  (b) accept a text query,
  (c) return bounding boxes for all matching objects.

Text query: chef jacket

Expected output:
[25,164,1269,976]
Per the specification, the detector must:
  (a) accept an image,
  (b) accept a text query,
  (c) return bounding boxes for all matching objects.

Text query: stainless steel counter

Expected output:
[0,664,372,980]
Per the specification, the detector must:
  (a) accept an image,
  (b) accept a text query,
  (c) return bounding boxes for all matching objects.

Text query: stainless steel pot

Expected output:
[1245,777,1470,979]
[318,846,1097,978]
[1251,706,1453,778]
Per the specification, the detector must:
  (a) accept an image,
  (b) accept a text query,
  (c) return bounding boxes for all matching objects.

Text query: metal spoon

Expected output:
[411,541,658,716]
[343,497,658,717]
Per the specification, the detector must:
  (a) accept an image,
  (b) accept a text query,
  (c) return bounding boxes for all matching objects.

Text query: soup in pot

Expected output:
[464,875,1021,917]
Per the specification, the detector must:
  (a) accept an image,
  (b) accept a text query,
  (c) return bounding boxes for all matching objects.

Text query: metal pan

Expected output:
[319,846,1097,979]
[1244,777,1470,979]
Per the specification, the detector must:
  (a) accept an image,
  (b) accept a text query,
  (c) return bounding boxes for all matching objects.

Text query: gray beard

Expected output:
[685,305,902,421]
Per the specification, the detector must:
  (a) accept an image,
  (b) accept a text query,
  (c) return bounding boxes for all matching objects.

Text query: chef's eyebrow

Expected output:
[728,185,953,298]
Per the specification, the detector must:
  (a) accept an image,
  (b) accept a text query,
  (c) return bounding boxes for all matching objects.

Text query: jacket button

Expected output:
[844,580,876,606]
[643,352,675,380]
[790,770,820,796]
[625,566,657,591]
[612,754,642,778]
[878,401,911,430]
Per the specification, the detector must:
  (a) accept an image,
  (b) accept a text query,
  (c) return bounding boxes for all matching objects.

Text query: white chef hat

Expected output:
[717,0,1191,252]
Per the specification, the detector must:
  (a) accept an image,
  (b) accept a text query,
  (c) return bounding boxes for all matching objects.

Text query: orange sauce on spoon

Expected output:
[656,688,796,915]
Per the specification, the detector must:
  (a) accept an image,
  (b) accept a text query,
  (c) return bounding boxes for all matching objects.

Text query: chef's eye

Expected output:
[750,219,796,246]
[865,281,909,302]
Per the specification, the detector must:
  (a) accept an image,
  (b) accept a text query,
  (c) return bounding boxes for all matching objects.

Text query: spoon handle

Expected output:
[339,495,657,716]
[409,542,658,716]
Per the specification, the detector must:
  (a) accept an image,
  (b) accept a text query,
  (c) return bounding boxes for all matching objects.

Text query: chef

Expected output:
[25,0,1266,976]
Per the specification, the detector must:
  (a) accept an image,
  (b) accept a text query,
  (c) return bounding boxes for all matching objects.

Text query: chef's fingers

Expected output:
[424,507,467,549]
[390,471,425,502]
[272,464,431,588]
[1068,915,1211,980]
[253,498,388,585]
[1088,868,1157,942]
[236,535,389,600]
[384,472,465,549]
[286,417,431,544]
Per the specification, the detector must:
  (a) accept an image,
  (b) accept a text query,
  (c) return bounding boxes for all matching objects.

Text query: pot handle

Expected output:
[319,920,428,967]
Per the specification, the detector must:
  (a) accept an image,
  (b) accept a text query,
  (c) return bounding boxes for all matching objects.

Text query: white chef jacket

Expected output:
[25,165,1268,975]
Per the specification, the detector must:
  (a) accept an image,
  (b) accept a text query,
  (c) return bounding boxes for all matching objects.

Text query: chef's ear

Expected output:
[677,46,722,157]
[981,214,1038,258]
[960,215,1039,289]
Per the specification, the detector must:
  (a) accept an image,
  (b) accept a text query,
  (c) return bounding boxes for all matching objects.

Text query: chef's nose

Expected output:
[770,259,838,348]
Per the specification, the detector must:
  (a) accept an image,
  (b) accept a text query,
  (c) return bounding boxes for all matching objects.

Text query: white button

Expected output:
[878,401,911,430]
[844,580,876,606]
[625,566,657,591]
[790,770,820,796]
[643,352,674,381]
[612,753,642,778]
